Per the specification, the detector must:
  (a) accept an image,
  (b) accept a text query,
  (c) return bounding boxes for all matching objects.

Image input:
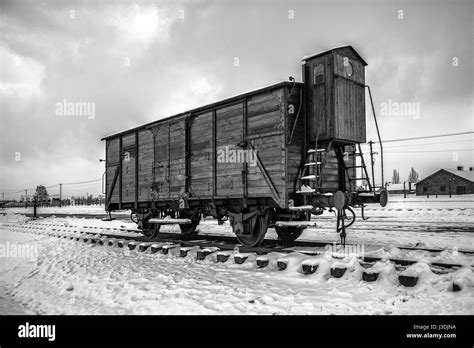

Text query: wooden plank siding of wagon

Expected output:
[102,81,304,209]
[245,88,287,207]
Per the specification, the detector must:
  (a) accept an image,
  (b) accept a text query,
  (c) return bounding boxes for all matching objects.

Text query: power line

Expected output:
[369,131,474,144]
[382,139,473,150]
[61,179,101,185]
[386,148,474,153]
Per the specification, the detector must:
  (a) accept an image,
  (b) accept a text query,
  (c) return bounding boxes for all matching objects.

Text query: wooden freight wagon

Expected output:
[102,46,387,246]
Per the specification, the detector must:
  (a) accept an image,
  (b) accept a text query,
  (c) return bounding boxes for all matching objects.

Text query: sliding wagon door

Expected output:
[189,111,213,197]
[121,133,136,204]
[168,121,186,199]
[153,125,170,199]
[215,103,244,197]
[152,121,186,200]
[138,129,153,202]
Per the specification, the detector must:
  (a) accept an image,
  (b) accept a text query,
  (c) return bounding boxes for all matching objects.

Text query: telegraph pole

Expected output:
[59,184,62,207]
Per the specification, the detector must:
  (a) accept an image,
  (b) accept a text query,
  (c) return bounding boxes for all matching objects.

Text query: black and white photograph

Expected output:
[0,0,473,346]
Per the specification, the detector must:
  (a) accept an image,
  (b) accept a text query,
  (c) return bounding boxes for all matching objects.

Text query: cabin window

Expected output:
[345,62,354,77]
[423,186,427,193]
[440,185,446,192]
[313,64,324,85]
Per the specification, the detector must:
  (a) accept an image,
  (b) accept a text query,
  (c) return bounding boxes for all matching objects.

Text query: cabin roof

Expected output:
[101,80,302,141]
[302,45,368,66]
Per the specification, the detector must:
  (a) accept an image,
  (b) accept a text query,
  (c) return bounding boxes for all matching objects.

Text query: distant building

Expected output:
[416,167,474,196]
[19,195,32,203]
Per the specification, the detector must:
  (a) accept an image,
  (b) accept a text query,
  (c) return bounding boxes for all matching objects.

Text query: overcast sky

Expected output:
[1,0,473,198]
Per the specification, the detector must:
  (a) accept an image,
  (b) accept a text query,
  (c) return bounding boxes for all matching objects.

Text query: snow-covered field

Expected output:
[0,195,473,315]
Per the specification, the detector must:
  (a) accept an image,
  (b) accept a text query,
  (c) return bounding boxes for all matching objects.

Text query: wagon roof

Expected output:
[417,168,474,184]
[302,45,368,66]
[101,80,302,141]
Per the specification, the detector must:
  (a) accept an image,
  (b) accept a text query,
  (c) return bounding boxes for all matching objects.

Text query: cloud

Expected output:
[0,45,45,100]
[105,3,173,50]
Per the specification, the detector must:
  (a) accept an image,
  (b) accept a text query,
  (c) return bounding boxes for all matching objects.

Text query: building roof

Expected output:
[301,45,368,66]
[417,168,474,184]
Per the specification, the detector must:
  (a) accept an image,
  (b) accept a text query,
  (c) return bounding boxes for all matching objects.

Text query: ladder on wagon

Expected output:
[342,143,372,193]
[297,141,373,194]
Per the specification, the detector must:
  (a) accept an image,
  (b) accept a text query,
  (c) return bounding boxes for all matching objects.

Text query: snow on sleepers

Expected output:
[138,242,154,252]
[197,247,220,261]
[180,246,200,257]
[216,250,234,263]
[234,252,256,264]
[161,244,181,255]
[150,243,168,254]
[128,241,138,250]
[277,252,311,271]
[330,259,356,278]
[301,257,325,274]
[98,237,108,245]
[362,270,379,282]
[256,252,285,268]
[398,262,431,287]
[451,268,473,292]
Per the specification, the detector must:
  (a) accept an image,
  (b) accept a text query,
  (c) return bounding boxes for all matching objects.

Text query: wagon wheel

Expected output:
[139,212,161,239]
[233,214,269,247]
[130,212,139,223]
[275,226,304,242]
[143,224,160,239]
[274,214,306,242]
[178,211,200,235]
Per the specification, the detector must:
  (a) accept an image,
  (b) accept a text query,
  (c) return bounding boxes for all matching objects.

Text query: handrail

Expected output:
[365,85,384,187]
[101,171,106,194]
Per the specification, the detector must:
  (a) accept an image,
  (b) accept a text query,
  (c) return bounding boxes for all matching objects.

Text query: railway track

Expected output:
[1,219,473,289]
[3,219,474,255]
[12,212,474,234]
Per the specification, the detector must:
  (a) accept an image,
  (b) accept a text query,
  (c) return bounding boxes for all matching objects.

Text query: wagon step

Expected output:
[300,175,318,180]
[275,221,317,227]
[288,205,314,212]
[296,185,317,194]
[345,165,366,169]
[307,149,326,154]
[304,162,322,166]
[148,218,192,224]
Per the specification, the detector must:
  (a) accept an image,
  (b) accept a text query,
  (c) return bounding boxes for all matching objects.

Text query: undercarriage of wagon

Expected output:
[128,185,388,248]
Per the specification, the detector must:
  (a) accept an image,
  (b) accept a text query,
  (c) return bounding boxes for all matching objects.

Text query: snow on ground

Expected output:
[0,195,473,315]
